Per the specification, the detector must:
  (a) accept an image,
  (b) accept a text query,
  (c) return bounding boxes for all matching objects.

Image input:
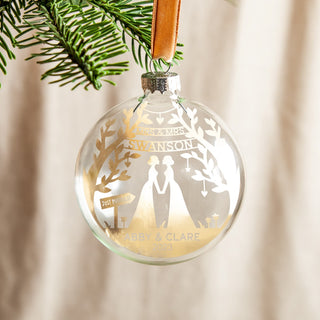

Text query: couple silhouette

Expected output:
[129,155,196,229]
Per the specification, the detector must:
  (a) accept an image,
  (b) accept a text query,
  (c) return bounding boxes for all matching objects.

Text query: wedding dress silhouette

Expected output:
[161,156,196,228]
[129,156,161,229]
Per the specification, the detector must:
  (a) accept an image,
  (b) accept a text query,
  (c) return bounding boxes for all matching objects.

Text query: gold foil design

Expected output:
[82,101,240,259]
[170,105,241,215]
[125,138,197,153]
[104,153,231,258]
[100,193,135,229]
[83,102,150,228]
[109,216,231,258]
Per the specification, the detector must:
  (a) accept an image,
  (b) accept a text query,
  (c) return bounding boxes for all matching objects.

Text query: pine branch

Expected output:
[0,0,26,88]
[1,0,186,90]
[17,0,129,89]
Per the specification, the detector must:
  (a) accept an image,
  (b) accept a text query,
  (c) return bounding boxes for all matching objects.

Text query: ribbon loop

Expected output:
[151,0,181,62]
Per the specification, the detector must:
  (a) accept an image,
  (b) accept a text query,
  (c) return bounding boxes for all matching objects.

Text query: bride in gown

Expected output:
[161,156,196,229]
[129,156,161,229]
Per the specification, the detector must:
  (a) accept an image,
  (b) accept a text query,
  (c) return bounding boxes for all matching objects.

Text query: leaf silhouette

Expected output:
[191,151,198,158]
[205,118,216,128]
[181,153,192,159]
[168,114,179,124]
[192,170,204,181]
[106,119,116,128]
[141,114,152,125]
[197,127,204,138]
[105,130,116,137]
[203,168,210,176]
[197,143,206,154]
[185,131,195,138]
[206,130,217,137]
[212,185,227,193]
[130,153,141,159]
[118,170,130,181]
[125,161,131,167]
[116,144,124,155]
[102,186,111,193]
[101,175,107,184]
[96,139,103,150]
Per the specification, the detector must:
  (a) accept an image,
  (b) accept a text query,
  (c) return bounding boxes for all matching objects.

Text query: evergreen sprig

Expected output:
[18,0,129,89]
[0,0,26,87]
[0,0,184,90]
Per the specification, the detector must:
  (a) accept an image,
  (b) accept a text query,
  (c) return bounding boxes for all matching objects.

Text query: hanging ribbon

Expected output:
[151,0,181,62]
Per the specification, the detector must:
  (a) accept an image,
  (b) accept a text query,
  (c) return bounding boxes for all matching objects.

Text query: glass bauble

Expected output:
[75,72,245,265]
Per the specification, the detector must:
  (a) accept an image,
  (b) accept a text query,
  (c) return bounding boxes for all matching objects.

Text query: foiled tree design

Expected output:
[94,144,140,194]
[83,102,152,224]
[169,105,241,215]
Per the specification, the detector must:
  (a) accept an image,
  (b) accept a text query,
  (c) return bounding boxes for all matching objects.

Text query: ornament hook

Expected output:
[149,59,155,73]
[149,60,173,74]
[165,62,173,74]
[133,95,146,113]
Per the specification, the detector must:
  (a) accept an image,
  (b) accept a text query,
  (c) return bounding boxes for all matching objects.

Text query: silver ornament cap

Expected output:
[141,72,181,94]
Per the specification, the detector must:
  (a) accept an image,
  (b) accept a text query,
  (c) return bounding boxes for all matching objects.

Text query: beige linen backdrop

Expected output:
[1,0,320,319]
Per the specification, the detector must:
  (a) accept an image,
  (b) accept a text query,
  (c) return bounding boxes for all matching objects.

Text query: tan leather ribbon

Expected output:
[151,0,181,62]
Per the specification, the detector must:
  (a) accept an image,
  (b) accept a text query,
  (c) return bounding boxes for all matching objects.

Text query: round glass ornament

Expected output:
[75,72,244,265]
